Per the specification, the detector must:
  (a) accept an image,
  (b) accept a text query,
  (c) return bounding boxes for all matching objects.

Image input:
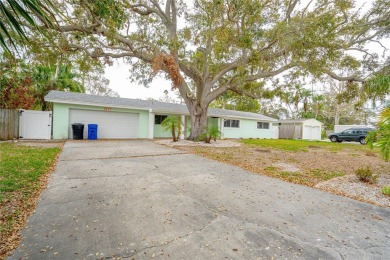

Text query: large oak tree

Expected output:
[42,0,389,139]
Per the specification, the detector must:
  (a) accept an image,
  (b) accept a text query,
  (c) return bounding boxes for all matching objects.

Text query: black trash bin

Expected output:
[71,123,85,140]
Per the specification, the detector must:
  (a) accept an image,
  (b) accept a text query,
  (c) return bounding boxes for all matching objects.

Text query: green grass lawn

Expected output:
[0,142,61,257]
[241,138,370,152]
[0,143,60,201]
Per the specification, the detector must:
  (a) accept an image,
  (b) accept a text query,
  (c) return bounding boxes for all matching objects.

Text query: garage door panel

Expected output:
[312,126,321,140]
[303,125,321,140]
[69,109,139,139]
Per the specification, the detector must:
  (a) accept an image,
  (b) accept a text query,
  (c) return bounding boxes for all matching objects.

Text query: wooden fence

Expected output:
[0,109,19,140]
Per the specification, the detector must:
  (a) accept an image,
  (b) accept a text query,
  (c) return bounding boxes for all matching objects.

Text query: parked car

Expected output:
[328,128,374,145]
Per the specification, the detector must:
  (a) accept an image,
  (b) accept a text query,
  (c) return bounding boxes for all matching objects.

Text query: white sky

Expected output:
[105,59,173,100]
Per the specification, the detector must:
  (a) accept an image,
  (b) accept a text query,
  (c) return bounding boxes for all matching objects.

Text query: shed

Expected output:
[277,119,323,140]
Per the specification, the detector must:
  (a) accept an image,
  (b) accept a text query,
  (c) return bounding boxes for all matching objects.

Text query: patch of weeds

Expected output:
[382,186,390,196]
[274,171,309,184]
[241,139,353,152]
[365,151,377,157]
[278,171,295,178]
[287,158,298,163]
[255,148,271,153]
[310,169,344,181]
[350,153,361,157]
[264,166,277,171]
[355,167,379,184]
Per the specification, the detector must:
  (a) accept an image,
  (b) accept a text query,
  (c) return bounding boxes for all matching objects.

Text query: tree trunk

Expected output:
[171,124,177,142]
[188,103,209,141]
[334,106,340,126]
[177,116,181,140]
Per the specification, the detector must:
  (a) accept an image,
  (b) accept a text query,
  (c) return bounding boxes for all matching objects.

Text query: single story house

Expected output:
[274,118,323,140]
[45,91,278,140]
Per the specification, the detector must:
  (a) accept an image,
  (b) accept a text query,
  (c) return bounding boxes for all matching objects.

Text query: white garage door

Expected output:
[69,109,139,139]
[312,126,321,140]
[303,125,321,140]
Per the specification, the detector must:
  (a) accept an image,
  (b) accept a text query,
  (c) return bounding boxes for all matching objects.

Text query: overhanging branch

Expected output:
[325,71,365,82]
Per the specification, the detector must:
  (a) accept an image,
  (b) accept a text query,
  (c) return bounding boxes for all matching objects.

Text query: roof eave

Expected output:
[45,98,151,112]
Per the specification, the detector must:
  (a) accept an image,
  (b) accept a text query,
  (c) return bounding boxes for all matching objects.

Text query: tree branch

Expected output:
[209,61,241,87]
[325,71,365,82]
[246,63,294,81]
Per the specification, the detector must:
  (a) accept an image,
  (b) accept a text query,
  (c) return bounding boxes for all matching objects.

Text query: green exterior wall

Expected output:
[222,118,273,139]
[154,124,171,138]
[155,116,219,138]
[52,103,150,139]
[208,117,219,128]
[153,114,183,138]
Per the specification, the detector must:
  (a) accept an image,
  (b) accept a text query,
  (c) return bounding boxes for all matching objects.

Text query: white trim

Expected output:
[148,112,154,139]
[180,115,185,140]
[151,110,186,115]
[46,99,150,111]
[220,117,224,139]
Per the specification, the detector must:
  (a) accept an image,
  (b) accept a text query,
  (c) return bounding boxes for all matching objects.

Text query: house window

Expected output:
[155,115,167,124]
[224,119,240,128]
[257,122,270,129]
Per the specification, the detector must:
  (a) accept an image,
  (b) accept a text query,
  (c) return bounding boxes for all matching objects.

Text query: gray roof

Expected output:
[278,118,323,124]
[45,90,277,121]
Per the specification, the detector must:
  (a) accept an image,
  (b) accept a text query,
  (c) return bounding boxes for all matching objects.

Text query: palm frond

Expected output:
[0,0,58,54]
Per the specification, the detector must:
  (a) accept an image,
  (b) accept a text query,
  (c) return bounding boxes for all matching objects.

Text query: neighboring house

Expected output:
[275,118,323,140]
[45,91,277,140]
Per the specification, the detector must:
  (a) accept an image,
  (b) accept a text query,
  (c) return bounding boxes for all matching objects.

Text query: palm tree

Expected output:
[0,0,56,53]
[161,116,181,142]
[33,65,84,110]
[205,126,222,143]
[366,108,390,162]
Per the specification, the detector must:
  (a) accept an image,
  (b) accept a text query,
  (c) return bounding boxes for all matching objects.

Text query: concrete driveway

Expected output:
[10,140,390,259]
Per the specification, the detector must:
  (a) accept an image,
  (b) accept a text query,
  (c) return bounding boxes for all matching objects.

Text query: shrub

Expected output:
[200,126,222,143]
[382,186,390,196]
[208,126,222,142]
[366,108,390,162]
[355,167,378,183]
[161,116,181,142]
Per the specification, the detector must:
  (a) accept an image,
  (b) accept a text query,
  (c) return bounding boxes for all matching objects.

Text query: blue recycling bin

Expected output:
[88,124,98,140]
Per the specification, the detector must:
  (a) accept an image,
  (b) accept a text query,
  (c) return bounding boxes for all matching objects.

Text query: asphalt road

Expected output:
[9,140,390,259]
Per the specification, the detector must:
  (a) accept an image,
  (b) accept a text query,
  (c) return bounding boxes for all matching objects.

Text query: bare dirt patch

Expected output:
[177,142,390,207]
[273,162,301,172]
[15,140,65,148]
